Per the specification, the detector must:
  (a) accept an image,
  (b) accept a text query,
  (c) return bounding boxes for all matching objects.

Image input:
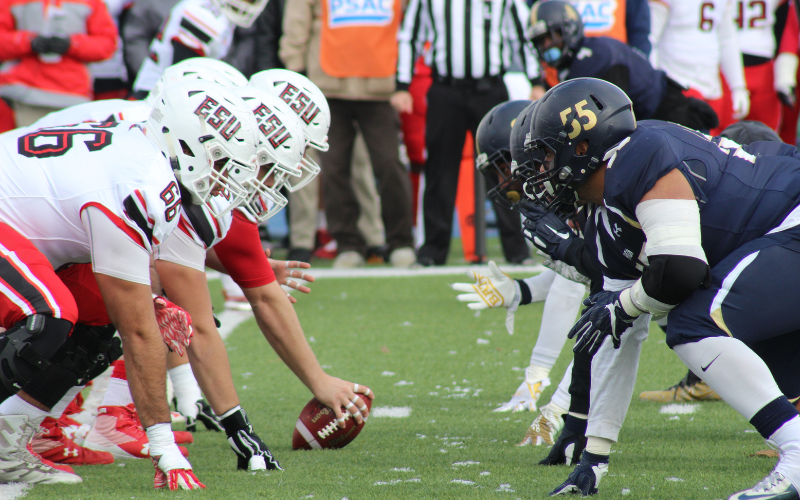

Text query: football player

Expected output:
[529,1,720,131]
[0,79,259,488]
[131,0,266,97]
[520,77,800,499]
[649,0,748,133]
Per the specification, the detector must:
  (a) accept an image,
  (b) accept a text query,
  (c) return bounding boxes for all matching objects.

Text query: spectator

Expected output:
[0,0,118,126]
[225,0,286,76]
[394,0,536,266]
[280,0,416,268]
[91,0,132,99]
[121,0,179,78]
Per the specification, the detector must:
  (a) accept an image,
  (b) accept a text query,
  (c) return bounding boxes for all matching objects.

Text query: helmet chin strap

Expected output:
[162,126,180,173]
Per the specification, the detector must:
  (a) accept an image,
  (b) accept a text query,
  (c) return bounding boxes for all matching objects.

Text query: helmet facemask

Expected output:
[477,150,524,210]
[213,0,267,27]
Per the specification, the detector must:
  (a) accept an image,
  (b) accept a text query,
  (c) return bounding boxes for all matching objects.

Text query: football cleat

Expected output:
[83,405,189,459]
[221,408,282,471]
[539,419,587,466]
[639,370,722,402]
[0,415,83,484]
[31,417,114,465]
[186,400,224,432]
[550,451,609,496]
[518,404,565,447]
[729,471,799,500]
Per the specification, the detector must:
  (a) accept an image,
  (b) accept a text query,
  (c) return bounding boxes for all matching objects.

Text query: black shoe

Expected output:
[416,255,437,267]
[539,416,587,466]
[366,245,388,264]
[186,399,224,432]
[287,247,313,263]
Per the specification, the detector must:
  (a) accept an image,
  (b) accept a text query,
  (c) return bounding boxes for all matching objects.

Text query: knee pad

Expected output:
[23,323,120,409]
[0,315,72,396]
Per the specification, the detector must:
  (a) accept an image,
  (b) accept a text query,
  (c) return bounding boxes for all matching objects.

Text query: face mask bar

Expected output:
[517,139,578,218]
[221,0,265,28]
[240,159,294,222]
[284,154,320,192]
[477,150,522,210]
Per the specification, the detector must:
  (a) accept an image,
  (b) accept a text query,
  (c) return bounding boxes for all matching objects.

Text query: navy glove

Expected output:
[568,291,636,356]
[549,451,609,496]
[518,202,576,262]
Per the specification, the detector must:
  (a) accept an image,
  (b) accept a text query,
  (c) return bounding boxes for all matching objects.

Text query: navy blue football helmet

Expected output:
[528,1,584,69]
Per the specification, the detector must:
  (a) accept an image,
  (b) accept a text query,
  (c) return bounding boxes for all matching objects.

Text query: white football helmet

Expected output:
[249,69,330,191]
[145,80,259,219]
[235,86,306,222]
[210,0,267,28]
[145,59,247,107]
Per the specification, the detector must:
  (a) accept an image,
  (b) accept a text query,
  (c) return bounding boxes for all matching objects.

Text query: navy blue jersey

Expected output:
[601,121,800,271]
[742,140,800,160]
[560,37,666,120]
[582,204,646,281]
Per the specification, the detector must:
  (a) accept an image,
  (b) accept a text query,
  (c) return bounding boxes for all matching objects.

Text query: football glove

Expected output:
[568,291,636,356]
[450,261,521,334]
[519,202,577,262]
[186,400,224,432]
[221,407,282,471]
[775,53,799,107]
[549,451,609,496]
[146,424,205,491]
[539,421,587,466]
[153,296,193,356]
[540,255,590,286]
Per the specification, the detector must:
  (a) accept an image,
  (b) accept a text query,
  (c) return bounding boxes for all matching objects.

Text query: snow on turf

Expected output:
[391,467,415,472]
[451,479,476,485]
[660,404,699,415]
[496,484,515,492]
[452,461,480,466]
[0,483,30,500]
[394,380,414,386]
[371,406,411,418]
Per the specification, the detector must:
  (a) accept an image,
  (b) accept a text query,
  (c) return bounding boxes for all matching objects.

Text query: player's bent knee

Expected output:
[0,315,73,398]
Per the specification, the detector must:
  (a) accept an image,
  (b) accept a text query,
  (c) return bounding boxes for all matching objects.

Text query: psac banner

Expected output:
[327,0,395,28]
[569,0,627,42]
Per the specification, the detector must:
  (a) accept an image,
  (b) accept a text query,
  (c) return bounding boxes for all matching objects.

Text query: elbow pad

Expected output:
[642,254,711,306]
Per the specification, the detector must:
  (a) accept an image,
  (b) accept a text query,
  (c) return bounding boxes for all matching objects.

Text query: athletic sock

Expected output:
[529,274,586,369]
[770,415,800,489]
[101,360,134,407]
[48,385,85,418]
[0,395,49,420]
[586,436,613,456]
[168,363,202,419]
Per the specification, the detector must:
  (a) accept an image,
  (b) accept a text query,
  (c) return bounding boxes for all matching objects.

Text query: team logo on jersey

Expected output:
[327,0,394,28]
[278,84,321,126]
[571,0,617,32]
[194,96,242,141]
[253,104,292,148]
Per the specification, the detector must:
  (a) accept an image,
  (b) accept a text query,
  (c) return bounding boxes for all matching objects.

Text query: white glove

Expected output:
[732,87,750,120]
[775,53,799,107]
[450,261,521,335]
[540,255,591,286]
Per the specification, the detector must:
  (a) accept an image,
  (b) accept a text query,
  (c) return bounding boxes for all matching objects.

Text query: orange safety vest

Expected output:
[319,0,402,78]
[570,0,627,43]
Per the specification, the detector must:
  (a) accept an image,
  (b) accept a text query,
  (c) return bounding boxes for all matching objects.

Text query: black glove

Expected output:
[184,399,224,432]
[220,407,282,471]
[568,291,637,356]
[31,36,51,54]
[47,36,70,55]
[539,416,587,466]
[518,202,577,262]
[549,451,610,496]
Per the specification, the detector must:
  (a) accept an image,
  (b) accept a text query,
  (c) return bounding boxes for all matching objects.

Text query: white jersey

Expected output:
[33,100,151,128]
[0,122,181,270]
[653,0,733,98]
[736,0,781,58]
[133,0,235,93]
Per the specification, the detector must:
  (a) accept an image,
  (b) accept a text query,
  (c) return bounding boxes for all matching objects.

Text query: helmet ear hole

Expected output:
[179,140,195,157]
[590,95,604,110]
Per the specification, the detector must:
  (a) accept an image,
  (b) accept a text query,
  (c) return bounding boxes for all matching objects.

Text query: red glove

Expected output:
[153,296,193,356]
[151,457,206,490]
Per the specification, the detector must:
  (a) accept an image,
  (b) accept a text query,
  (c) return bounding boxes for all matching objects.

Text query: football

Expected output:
[292,396,372,450]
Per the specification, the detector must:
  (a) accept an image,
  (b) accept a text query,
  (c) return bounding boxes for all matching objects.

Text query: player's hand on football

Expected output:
[153,296,193,356]
[451,261,521,334]
[313,375,374,428]
[265,248,315,303]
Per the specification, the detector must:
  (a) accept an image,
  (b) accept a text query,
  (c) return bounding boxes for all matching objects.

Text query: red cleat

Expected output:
[83,405,189,459]
[173,431,193,445]
[31,417,114,465]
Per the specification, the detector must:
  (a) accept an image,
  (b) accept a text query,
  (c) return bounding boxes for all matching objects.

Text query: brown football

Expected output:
[292,396,372,450]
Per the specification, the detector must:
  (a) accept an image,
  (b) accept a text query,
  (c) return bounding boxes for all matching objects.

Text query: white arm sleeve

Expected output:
[718,0,746,90]
[648,0,669,68]
[81,205,151,285]
[155,228,207,272]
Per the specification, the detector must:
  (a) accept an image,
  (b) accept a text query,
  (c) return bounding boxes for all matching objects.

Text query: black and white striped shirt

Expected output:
[396,0,539,89]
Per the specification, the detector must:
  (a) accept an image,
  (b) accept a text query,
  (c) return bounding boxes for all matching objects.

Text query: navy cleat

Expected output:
[550,451,609,496]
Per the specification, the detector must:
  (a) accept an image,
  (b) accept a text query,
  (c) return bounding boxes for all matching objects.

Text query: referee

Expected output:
[392,0,539,266]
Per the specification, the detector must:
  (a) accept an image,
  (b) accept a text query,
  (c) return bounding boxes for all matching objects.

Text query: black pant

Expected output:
[321,99,414,254]
[418,80,529,264]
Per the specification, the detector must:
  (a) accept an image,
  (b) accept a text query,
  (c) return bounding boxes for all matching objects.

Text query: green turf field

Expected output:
[25,272,778,500]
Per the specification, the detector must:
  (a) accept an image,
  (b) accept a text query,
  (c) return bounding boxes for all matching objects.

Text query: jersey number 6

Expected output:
[559,100,598,140]
[18,127,114,159]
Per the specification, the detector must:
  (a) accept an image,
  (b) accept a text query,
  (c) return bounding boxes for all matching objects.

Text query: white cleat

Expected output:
[0,415,82,485]
[493,378,550,413]
[729,471,799,500]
